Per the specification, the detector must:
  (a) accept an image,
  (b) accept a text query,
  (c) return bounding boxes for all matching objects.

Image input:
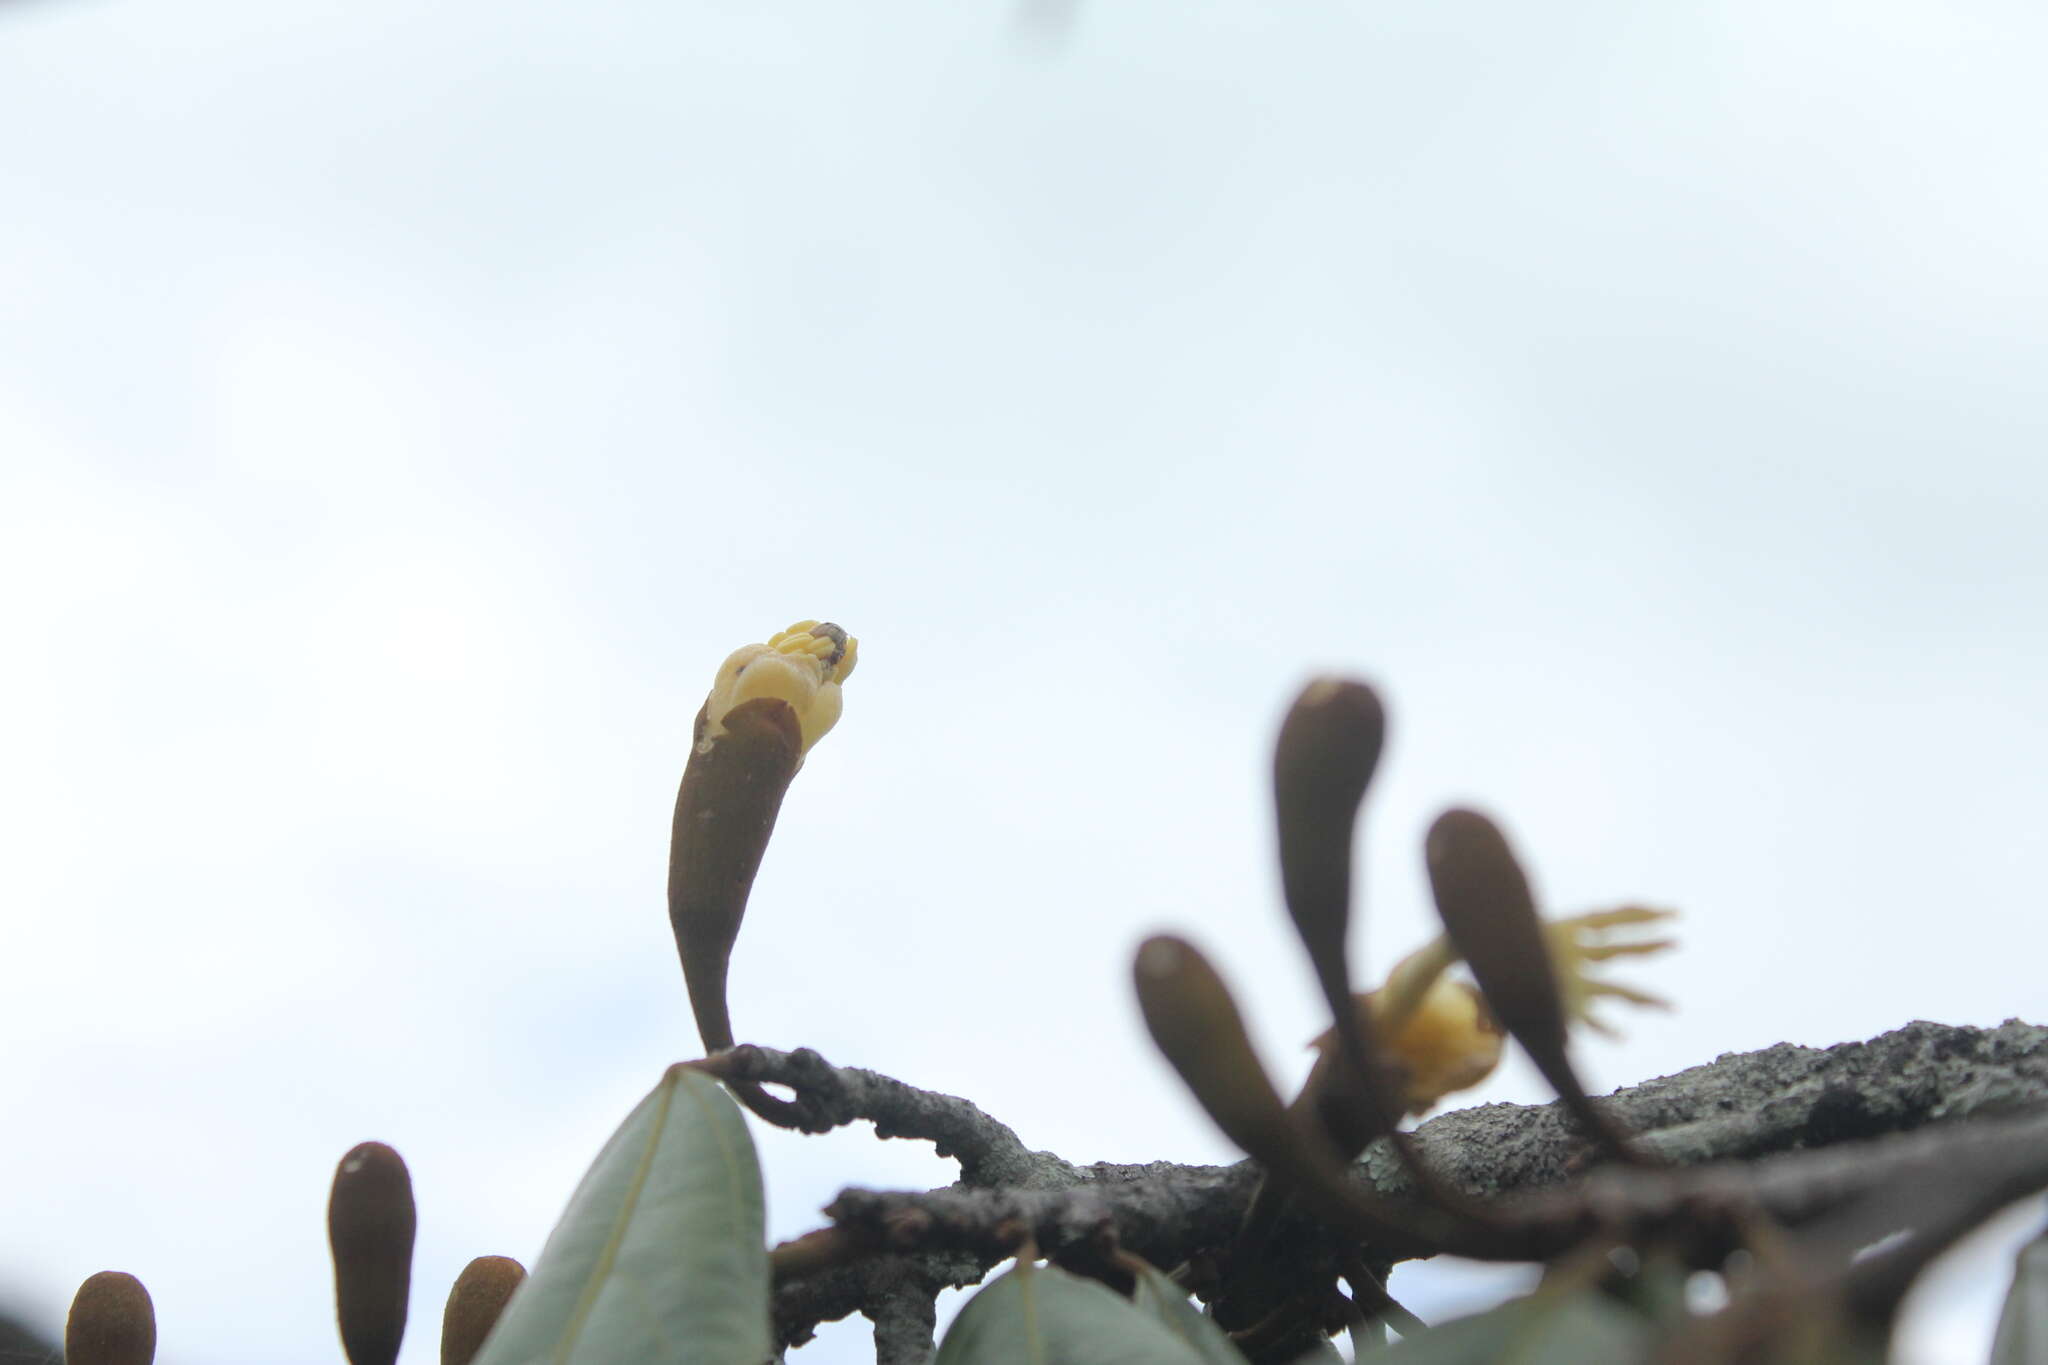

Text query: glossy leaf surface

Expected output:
[1360,1289,1647,1363]
[935,1260,1211,1365]
[473,1066,768,1365]
[1124,1259,1247,1365]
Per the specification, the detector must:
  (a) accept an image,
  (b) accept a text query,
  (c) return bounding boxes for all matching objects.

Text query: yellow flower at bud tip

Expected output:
[702,620,857,756]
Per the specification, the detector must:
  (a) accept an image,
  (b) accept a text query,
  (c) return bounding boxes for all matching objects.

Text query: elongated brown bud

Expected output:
[668,696,804,1055]
[665,622,856,1133]
[1273,680,1383,995]
[1134,935,1301,1160]
[1425,811,1564,1049]
[328,1141,417,1365]
[440,1256,525,1365]
[1424,809,1647,1163]
[1272,679,1402,1138]
[65,1271,155,1365]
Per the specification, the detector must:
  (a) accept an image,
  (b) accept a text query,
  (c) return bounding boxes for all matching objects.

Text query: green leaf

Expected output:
[1123,1259,1248,1364]
[1360,1288,1648,1363]
[1991,1224,2048,1365]
[472,1065,769,1365]
[935,1260,1212,1365]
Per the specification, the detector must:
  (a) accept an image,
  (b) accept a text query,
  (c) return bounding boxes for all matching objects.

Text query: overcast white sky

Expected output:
[4,1,2047,1362]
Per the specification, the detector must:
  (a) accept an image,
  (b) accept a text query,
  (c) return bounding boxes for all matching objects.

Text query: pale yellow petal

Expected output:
[702,621,856,756]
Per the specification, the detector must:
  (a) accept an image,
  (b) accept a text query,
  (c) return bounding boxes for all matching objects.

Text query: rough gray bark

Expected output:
[747,1019,2048,1356]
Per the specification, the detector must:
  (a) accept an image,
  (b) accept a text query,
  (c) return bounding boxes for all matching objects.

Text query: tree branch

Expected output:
[761,1019,2048,1352]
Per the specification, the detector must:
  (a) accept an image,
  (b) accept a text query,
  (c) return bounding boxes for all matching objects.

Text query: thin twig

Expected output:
[693,1045,1054,1187]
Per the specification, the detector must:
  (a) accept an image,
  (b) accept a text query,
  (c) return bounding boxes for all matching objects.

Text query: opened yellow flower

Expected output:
[1326,905,1677,1115]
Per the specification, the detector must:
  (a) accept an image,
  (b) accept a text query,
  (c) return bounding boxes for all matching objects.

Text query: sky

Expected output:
[3,1,2046,1362]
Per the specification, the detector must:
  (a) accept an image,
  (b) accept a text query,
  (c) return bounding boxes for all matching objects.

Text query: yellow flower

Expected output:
[1369,976,1503,1115]
[701,620,857,756]
[1353,905,1676,1114]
